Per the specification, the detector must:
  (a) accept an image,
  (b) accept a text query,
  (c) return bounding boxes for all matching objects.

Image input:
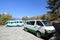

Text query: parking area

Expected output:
[0,26,55,40]
[0,26,43,40]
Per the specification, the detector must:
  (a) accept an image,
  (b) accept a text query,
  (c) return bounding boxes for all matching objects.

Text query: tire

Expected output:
[24,28,28,32]
[17,25,20,27]
[36,31,41,38]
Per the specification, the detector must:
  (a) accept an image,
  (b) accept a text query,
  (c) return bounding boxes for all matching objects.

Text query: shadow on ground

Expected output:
[23,29,53,40]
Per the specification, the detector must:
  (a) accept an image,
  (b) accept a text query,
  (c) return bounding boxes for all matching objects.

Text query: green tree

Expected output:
[35,16,41,20]
[47,0,60,21]
[40,15,46,20]
[47,0,60,13]
[0,13,13,25]
[22,16,30,21]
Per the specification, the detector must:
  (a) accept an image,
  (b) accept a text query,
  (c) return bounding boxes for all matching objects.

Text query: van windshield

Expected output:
[42,21,52,26]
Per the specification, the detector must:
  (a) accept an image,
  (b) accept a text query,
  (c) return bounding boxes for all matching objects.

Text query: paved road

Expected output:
[0,26,43,40]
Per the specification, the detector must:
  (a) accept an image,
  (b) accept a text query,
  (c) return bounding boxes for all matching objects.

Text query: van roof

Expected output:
[26,20,47,21]
[6,20,23,22]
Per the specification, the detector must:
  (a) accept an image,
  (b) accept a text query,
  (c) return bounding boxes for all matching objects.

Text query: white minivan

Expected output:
[24,20,55,38]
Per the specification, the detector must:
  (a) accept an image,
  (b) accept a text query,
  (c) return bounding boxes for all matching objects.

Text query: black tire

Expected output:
[17,25,20,27]
[24,27,28,32]
[36,31,41,38]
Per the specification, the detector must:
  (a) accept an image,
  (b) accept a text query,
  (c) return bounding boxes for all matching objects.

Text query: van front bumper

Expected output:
[45,32,55,38]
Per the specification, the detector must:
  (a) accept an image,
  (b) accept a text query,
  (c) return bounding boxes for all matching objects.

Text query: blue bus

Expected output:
[6,20,24,27]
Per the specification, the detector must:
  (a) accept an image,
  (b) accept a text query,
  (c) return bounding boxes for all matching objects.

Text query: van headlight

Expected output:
[45,30,55,33]
[51,30,55,32]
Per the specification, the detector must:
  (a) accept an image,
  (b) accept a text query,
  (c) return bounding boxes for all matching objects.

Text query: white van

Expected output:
[24,20,55,38]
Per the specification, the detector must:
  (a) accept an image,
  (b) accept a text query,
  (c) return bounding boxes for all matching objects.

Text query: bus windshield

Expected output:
[42,21,52,26]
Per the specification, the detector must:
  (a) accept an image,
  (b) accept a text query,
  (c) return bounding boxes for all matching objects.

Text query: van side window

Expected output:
[20,21,22,23]
[17,21,19,23]
[26,22,30,24]
[27,21,35,25]
[36,21,43,26]
[30,21,35,25]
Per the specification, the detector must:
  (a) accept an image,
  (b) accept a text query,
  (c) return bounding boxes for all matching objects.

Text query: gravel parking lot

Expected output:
[0,26,43,40]
[0,26,55,40]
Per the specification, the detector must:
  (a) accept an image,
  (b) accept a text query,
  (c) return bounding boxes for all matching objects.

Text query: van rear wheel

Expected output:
[17,25,20,27]
[24,28,28,32]
[36,32,41,38]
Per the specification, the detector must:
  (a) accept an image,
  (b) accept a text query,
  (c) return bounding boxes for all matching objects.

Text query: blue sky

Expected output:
[0,0,48,19]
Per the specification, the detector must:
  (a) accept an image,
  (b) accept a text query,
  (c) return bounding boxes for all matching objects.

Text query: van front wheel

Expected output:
[36,32,41,38]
